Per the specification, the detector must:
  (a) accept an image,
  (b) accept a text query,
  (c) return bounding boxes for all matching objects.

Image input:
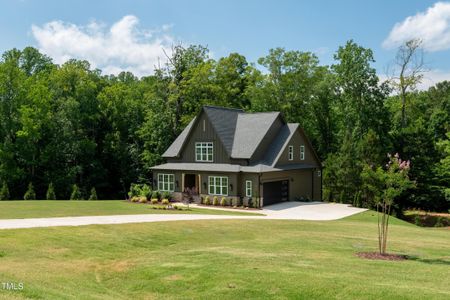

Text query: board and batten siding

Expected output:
[170,113,231,164]
[275,129,320,167]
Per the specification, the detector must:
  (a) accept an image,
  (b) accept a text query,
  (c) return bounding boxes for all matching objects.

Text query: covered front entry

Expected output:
[183,173,199,194]
[263,180,289,206]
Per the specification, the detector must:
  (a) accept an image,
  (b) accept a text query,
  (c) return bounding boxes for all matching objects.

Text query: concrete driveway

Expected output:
[0,202,366,229]
[261,201,367,220]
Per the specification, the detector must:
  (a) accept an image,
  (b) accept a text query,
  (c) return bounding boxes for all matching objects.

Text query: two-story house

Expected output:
[151,106,322,207]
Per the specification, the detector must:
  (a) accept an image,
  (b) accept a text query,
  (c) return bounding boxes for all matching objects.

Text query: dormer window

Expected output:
[288,145,293,160]
[300,145,305,160]
[195,142,213,162]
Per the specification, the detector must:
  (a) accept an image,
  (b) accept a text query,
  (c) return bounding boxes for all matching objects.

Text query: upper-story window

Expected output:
[300,145,305,160]
[288,145,293,161]
[195,142,213,162]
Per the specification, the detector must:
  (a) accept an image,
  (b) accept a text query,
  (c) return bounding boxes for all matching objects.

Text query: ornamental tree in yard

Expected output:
[361,153,414,255]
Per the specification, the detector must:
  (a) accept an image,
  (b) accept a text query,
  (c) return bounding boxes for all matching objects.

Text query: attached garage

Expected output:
[262,180,289,206]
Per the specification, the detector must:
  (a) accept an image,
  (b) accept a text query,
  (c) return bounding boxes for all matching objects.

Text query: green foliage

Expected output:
[70,184,82,201]
[46,182,56,200]
[0,182,10,200]
[213,196,219,206]
[88,187,98,201]
[24,182,36,200]
[161,199,169,205]
[0,44,447,213]
[151,198,158,204]
[204,196,211,205]
[220,197,227,206]
[151,191,160,200]
[161,191,171,200]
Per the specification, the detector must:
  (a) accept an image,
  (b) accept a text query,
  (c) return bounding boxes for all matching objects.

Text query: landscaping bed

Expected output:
[404,210,450,227]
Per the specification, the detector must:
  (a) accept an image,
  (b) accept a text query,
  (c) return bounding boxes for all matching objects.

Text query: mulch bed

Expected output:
[356,252,408,261]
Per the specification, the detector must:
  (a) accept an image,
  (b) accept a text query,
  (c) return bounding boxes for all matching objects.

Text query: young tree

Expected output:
[0,182,10,200]
[46,182,56,200]
[70,184,82,200]
[24,182,36,200]
[362,154,414,254]
[88,187,98,201]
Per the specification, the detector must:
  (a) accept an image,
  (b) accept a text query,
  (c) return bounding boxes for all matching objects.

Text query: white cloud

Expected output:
[383,2,450,51]
[31,15,175,77]
[418,69,450,89]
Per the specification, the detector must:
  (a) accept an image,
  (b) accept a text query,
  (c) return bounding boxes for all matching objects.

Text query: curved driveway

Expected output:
[0,202,366,229]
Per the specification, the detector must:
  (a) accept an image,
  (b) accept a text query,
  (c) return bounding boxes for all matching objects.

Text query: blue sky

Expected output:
[1,0,449,88]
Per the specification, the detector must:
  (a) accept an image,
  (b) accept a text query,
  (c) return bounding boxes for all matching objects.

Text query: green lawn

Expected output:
[0,211,448,299]
[0,200,261,219]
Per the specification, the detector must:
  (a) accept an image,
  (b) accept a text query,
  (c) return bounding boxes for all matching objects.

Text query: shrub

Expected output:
[162,199,170,205]
[247,197,253,208]
[161,191,171,200]
[131,196,139,202]
[435,217,444,227]
[0,182,10,200]
[46,182,56,200]
[70,184,82,200]
[140,184,152,200]
[139,196,148,203]
[213,196,219,206]
[151,190,160,200]
[414,215,422,226]
[128,183,141,198]
[151,198,158,204]
[220,197,227,206]
[204,196,211,205]
[88,187,98,200]
[24,182,36,200]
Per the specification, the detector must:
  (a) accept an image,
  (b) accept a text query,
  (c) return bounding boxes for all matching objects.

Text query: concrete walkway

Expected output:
[0,202,366,230]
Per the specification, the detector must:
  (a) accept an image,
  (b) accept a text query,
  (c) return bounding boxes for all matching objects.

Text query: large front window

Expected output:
[158,174,174,192]
[208,176,228,196]
[195,142,213,162]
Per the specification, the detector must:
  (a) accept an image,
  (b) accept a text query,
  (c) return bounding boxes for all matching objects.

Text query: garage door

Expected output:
[263,180,289,206]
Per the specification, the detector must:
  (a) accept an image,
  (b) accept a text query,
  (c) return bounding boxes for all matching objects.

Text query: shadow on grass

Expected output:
[407,256,450,266]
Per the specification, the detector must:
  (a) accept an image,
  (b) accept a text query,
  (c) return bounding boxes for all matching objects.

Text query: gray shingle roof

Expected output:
[162,116,197,158]
[231,112,280,159]
[261,123,299,166]
[151,162,317,173]
[161,106,307,164]
[203,106,242,155]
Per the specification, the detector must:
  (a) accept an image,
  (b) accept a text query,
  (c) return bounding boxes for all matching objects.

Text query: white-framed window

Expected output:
[158,173,175,192]
[195,142,213,162]
[317,170,321,177]
[208,176,228,196]
[288,145,293,160]
[245,180,252,197]
[300,145,305,160]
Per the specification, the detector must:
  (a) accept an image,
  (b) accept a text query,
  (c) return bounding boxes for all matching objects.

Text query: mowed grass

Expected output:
[0,200,261,219]
[0,211,448,299]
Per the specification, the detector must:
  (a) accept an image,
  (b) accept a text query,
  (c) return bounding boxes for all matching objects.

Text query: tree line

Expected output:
[0,41,448,211]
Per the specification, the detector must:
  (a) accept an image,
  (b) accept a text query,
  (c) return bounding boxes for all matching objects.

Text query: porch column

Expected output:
[198,174,202,194]
[181,173,185,192]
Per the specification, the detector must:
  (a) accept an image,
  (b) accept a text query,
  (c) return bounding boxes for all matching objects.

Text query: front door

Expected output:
[184,174,198,194]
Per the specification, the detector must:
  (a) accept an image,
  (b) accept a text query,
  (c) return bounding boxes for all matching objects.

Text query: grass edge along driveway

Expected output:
[0,200,262,219]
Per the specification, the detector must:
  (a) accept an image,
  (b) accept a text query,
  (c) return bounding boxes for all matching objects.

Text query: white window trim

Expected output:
[195,142,213,162]
[208,176,228,196]
[317,170,321,177]
[288,145,294,161]
[300,145,305,160]
[245,180,252,197]
[158,173,175,192]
